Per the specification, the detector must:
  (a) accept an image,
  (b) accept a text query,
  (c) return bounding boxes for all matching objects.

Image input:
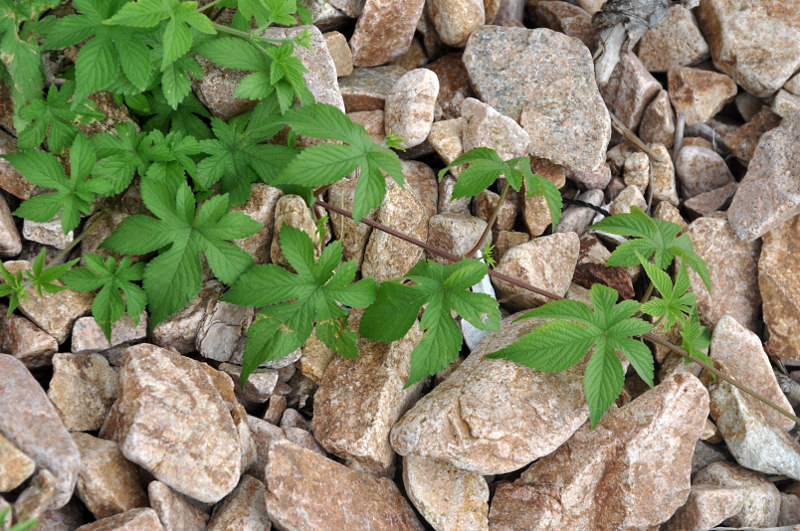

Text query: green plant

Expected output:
[0,506,38,531]
[0,0,795,431]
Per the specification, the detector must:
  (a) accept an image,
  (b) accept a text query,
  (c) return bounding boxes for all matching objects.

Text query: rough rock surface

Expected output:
[489,373,708,530]
[338,65,405,111]
[463,26,610,171]
[391,313,595,474]
[0,309,57,367]
[668,67,737,125]
[728,112,800,241]
[0,355,79,509]
[47,353,119,432]
[0,433,34,492]
[427,0,485,47]
[426,213,487,265]
[403,455,489,530]
[674,145,734,199]
[148,481,209,531]
[693,462,781,528]
[264,439,424,529]
[349,0,426,67]
[206,475,267,531]
[662,485,745,531]
[724,106,782,165]
[100,344,241,503]
[601,52,661,132]
[636,5,709,72]
[639,90,675,148]
[384,68,439,149]
[462,98,530,160]
[75,508,165,531]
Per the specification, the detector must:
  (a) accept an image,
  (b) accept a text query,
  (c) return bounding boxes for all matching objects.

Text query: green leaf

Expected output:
[523,170,563,226]
[222,225,377,384]
[160,54,199,109]
[360,259,500,387]
[107,0,172,27]
[590,207,710,291]
[488,283,654,428]
[102,180,261,326]
[0,15,46,131]
[679,306,711,366]
[139,88,212,139]
[639,256,696,333]
[75,32,119,99]
[195,37,267,71]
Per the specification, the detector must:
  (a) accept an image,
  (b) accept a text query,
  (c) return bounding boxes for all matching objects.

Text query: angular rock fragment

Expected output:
[427,0,484,47]
[662,485,744,531]
[601,52,661,131]
[0,193,20,258]
[426,53,474,120]
[349,0,426,67]
[639,89,675,148]
[427,213,487,265]
[206,475,267,531]
[668,67,737,125]
[151,281,224,354]
[230,183,282,265]
[338,65,405,111]
[534,1,594,48]
[693,461,781,528]
[724,107,782,166]
[0,308,57,367]
[462,98,530,160]
[674,145,734,199]
[74,508,164,531]
[636,5,709,72]
[71,314,148,365]
[48,353,119,432]
[0,433,34,493]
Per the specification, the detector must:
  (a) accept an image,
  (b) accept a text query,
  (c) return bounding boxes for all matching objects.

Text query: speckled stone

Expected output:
[609,184,647,215]
[390,37,427,71]
[148,481,209,531]
[653,201,688,232]
[636,5,710,72]
[150,280,223,354]
[265,439,423,529]
[760,216,800,365]
[0,355,79,509]
[428,0,485,47]
[565,162,612,190]
[100,344,242,504]
[601,52,661,131]
[264,26,344,111]
[492,232,579,311]
[668,67,737,125]
[403,455,489,530]
[13,469,58,521]
[312,309,424,476]
[475,189,517,232]
[361,178,429,282]
[71,433,147,520]
[534,0,595,48]
[77,92,138,138]
[402,160,438,220]
[75,508,165,531]
[205,475,267,531]
[639,90,675,148]
[22,218,74,250]
[674,145,734,199]
[338,65,406,111]
[729,113,800,241]
[462,97,530,160]
[0,193,20,258]
[71,314,147,365]
[554,189,603,236]
[0,433,34,492]
[428,118,465,177]
[323,31,353,77]
[490,373,708,530]
[0,130,35,199]
[347,110,385,143]
[298,0,350,31]
[196,300,253,363]
[684,181,738,217]
[426,53,474,120]
[270,195,322,271]
[522,187,553,238]
[771,88,800,118]
[644,144,677,206]
[230,183,282,266]
[391,312,598,473]
[383,68,439,149]
[426,213,487,265]
[439,173,471,214]
[326,176,375,268]
[662,485,744,531]
[702,466,781,531]
[327,0,364,17]
[623,151,649,193]
[695,0,800,98]
[463,27,609,172]
[724,107,782,166]
[191,54,250,122]
[349,0,426,67]
[685,215,761,332]
[47,353,119,432]
[0,308,57,368]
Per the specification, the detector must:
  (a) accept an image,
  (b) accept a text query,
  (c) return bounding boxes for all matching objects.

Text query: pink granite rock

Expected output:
[349,0,426,67]
[674,145,734,199]
[383,68,439,149]
[427,0,485,47]
[668,67,737,125]
[636,5,709,72]
[601,51,661,131]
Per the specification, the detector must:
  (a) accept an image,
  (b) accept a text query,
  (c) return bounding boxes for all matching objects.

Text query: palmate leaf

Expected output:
[101,180,261,325]
[25,249,78,297]
[138,88,212,140]
[679,306,711,366]
[275,103,405,219]
[0,13,45,131]
[438,148,563,227]
[487,283,654,428]
[62,254,146,341]
[5,134,111,234]
[639,254,696,333]
[359,259,501,387]
[221,224,378,384]
[591,206,711,291]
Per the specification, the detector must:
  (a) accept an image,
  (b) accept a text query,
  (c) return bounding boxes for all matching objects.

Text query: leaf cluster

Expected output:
[0,250,77,314]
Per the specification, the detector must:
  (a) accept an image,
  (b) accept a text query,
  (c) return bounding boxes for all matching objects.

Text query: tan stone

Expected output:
[75,508,164,531]
[390,37,427,71]
[685,216,761,332]
[71,314,148,365]
[773,88,800,118]
[653,201,688,232]
[428,0,485,47]
[151,280,224,354]
[693,462,780,527]
[489,373,709,529]
[674,145,734,199]
[662,485,744,531]
[696,0,800,98]
[402,159,438,220]
[403,455,489,530]
[148,481,209,531]
[649,143,679,205]
[609,184,647,215]
[0,193,20,258]
[493,232,579,311]
[462,98,530,160]
[13,469,58,521]
[724,106,782,165]
[338,65,405,112]
[475,189,517,232]
[349,0,426,67]
[312,309,424,475]
[636,5,710,72]
[565,162,612,190]
[391,312,594,474]
[601,51,661,131]
[426,53,474,120]
[384,68,438,149]
[668,67,737,125]
[100,344,241,503]
[639,90,675,148]
[0,433,34,492]
[230,183,282,265]
[534,0,594,48]
[2,261,92,344]
[270,195,322,271]
[323,31,353,77]
[264,439,423,529]
[206,475,267,531]
[623,151,649,193]
[347,110,384,145]
[439,173,471,214]
[427,213,487,265]
[0,308,57,368]
[47,353,119,432]
[71,433,147,519]
[684,181,738,217]
[428,118,464,177]
[0,130,35,199]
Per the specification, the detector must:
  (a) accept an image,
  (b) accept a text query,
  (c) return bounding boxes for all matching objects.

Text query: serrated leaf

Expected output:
[488,283,654,428]
[75,32,119,99]
[360,259,500,386]
[222,224,377,384]
[101,181,261,326]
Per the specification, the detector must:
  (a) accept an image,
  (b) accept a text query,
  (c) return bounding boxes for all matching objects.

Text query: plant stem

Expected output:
[197,0,225,13]
[211,22,252,39]
[466,179,509,259]
[640,281,655,305]
[317,198,800,427]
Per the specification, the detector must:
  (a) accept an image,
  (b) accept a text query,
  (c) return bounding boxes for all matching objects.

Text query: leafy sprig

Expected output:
[487,283,654,428]
[359,259,501,386]
[221,224,378,383]
[0,250,78,314]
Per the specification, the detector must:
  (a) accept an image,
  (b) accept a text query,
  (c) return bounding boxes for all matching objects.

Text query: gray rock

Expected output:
[555,189,603,235]
[693,461,781,528]
[22,218,73,250]
[151,281,224,354]
[0,355,79,509]
[299,0,350,32]
[196,301,253,363]
[384,68,438,149]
